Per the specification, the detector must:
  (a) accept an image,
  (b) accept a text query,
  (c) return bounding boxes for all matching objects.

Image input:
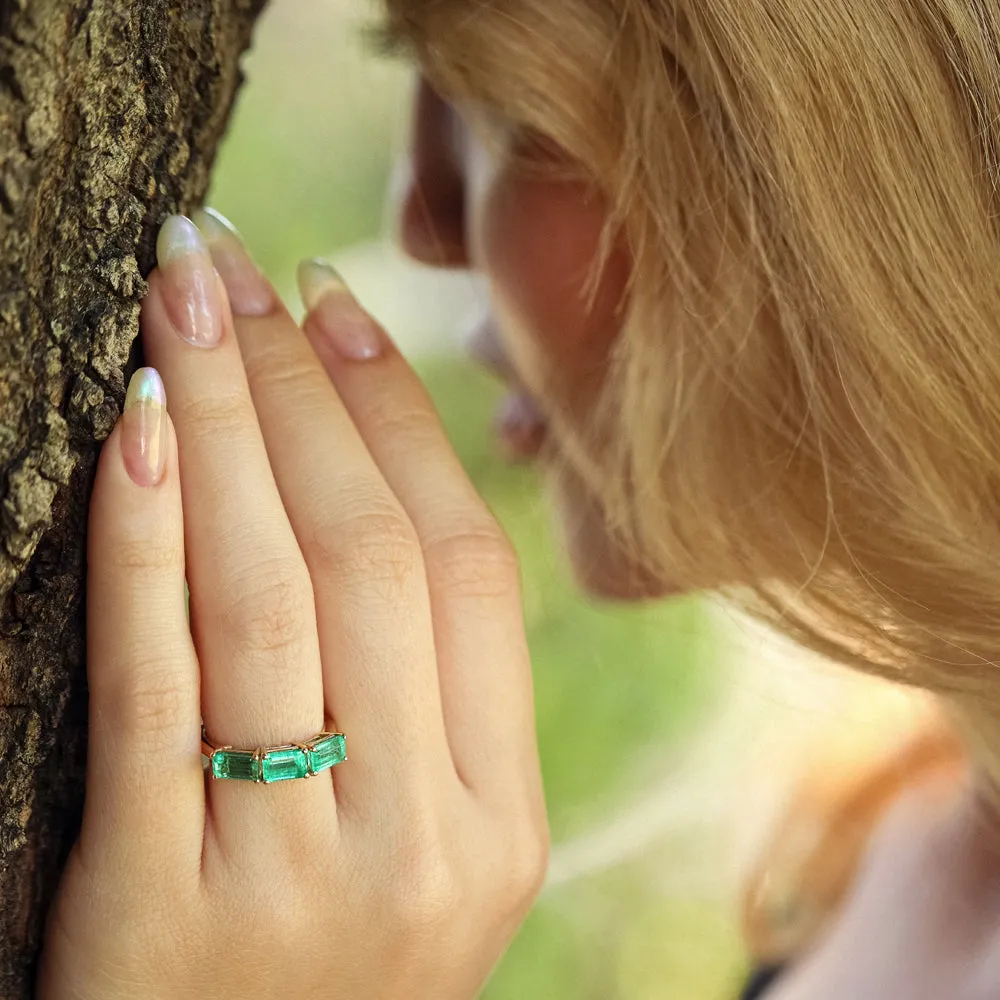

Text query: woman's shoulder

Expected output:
[753,773,1000,1000]
[739,712,967,967]
[733,709,1000,1000]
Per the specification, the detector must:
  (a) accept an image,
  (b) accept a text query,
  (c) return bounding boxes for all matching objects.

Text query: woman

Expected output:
[35,0,1000,997]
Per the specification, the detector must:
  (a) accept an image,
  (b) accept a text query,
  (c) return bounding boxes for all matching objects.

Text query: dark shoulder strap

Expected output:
[739,965,786,1000]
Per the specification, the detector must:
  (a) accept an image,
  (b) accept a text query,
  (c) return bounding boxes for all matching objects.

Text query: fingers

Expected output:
[193,210,453,815]
[296,263,540,805]
[85,369,203,869]
[198,202,536,803]
[140,216,331,851]
[200,208,537,806]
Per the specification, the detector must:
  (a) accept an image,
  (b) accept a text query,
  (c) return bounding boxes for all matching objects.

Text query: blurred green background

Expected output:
[208,1,749,995]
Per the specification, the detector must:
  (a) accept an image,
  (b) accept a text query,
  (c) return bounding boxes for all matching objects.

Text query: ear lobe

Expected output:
[394,76,470,268]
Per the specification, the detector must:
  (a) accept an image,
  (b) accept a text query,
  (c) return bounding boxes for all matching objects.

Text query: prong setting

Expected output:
[201,728,347,783]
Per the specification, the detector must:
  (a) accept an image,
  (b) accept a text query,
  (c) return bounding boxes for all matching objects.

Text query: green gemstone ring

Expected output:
[201,725,347,784]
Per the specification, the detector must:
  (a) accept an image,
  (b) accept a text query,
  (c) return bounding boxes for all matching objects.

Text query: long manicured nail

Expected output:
[155,215,223,347]
[297,259,385,361]
[121,368,167,487]
[192,208,275,317]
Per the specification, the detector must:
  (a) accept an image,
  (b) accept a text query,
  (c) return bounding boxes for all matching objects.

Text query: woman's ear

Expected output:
[395,76,470,268]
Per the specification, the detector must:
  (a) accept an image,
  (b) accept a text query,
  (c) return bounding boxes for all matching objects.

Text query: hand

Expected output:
[36,211,549,1000]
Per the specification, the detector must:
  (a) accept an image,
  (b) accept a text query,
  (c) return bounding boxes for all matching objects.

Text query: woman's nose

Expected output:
[393,76,470,269]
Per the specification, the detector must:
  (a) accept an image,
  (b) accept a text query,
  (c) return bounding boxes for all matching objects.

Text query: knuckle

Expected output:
[506,819,551,906]
[365,400,439,446]
[109,663,192,745]
[105,535,181,574]
[176,392,254,440]
[350,514,423,575]
[317,496,424,590]
[424,520,521,599]
[390,841,464,934]
[217,559,313,656]
[478,805,550,916]
[244,346,322,399]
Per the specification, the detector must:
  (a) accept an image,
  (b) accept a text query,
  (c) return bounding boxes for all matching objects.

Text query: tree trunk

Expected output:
[0,1,267,994]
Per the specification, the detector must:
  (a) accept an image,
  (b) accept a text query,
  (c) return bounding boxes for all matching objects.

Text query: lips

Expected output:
[494,391,547,461]
[466,315,517,381]
[467,317,548,462]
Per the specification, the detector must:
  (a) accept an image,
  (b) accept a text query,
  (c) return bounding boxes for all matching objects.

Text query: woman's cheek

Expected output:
[474,158,631,409]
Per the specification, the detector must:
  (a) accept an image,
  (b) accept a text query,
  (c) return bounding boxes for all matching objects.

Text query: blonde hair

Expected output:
[382,0,1000,947]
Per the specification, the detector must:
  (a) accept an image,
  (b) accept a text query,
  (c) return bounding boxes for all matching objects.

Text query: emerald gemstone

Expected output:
[260,746,309,783]
[211,750,260,782]
[307,734,347,774]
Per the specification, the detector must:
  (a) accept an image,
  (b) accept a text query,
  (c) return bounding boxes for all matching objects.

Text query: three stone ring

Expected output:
[200,725,347,784]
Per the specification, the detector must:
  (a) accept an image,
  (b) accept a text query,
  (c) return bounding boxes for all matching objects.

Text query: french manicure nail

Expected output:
[297,258,349,311]
[192,208,275,317]
[156,215,223,348]
[297,258,385,361]
[121,368,167,487]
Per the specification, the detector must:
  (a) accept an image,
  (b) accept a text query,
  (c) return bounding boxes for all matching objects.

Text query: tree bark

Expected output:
[0,1,267,994]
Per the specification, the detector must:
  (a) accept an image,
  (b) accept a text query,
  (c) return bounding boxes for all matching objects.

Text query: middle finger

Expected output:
[141,216,332,855]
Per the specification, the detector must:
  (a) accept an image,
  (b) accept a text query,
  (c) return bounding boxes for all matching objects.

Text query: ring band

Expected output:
[201,725,347,783]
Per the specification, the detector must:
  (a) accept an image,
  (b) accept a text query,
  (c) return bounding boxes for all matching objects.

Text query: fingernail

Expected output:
[121,368,167,487]
[297,259,385,361]
[192,208,275,317]
[155,215,223,347]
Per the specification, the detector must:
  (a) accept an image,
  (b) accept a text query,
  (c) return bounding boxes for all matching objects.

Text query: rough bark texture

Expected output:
[0,1,267,994]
